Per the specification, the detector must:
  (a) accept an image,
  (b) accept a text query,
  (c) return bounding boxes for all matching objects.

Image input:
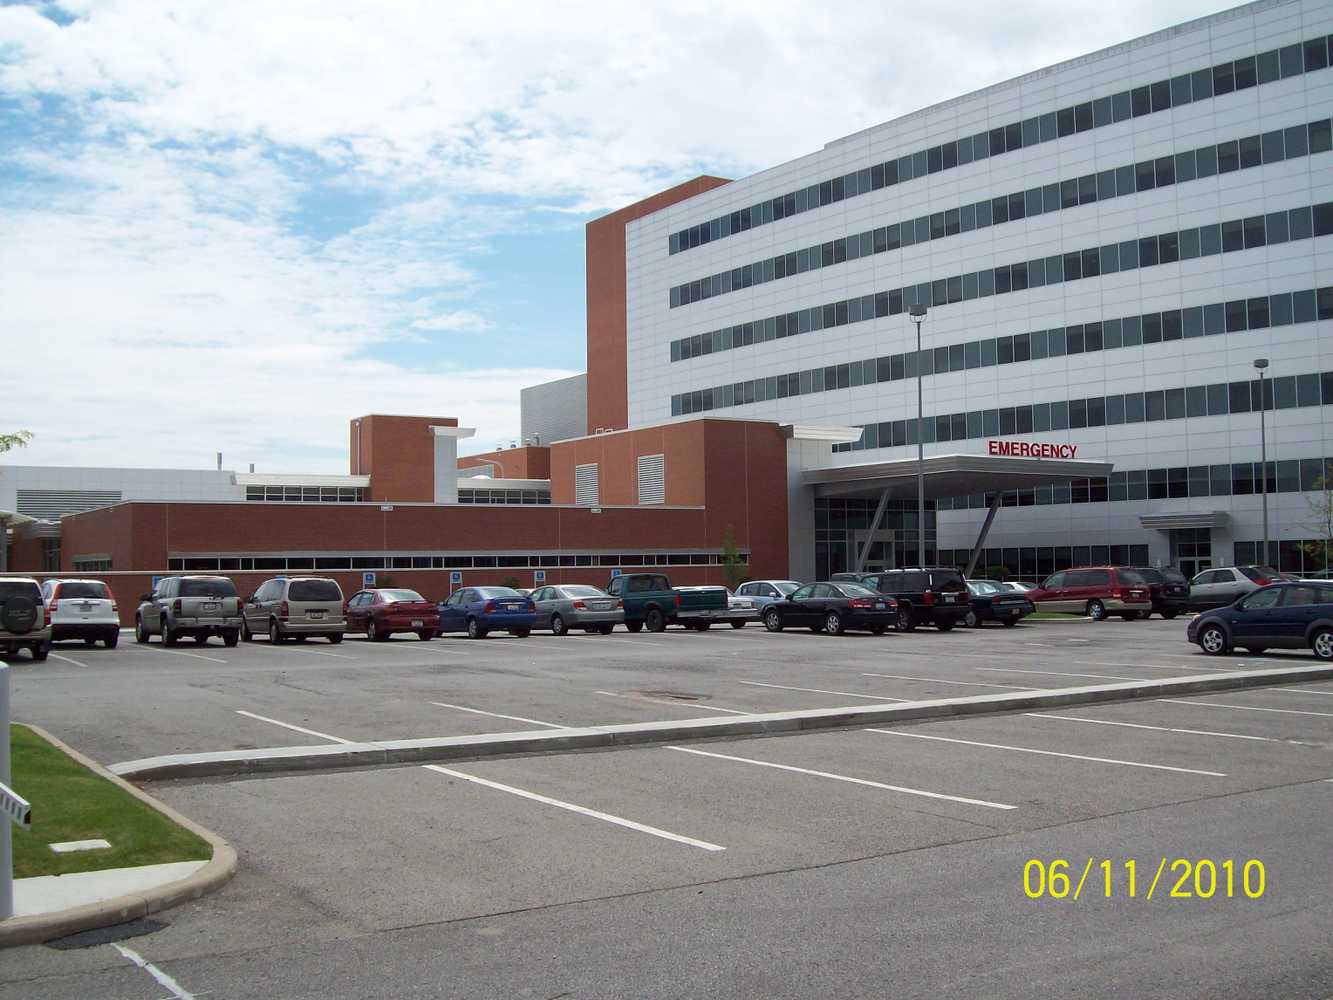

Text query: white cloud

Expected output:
[411,311,494,332]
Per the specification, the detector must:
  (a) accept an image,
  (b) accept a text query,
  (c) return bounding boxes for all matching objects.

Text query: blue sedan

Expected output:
[437,586,537,639]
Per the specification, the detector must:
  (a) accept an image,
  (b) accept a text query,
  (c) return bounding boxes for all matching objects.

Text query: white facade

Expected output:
[521,373,588,444]
[624,0,1333,576]
[0,465,243,518]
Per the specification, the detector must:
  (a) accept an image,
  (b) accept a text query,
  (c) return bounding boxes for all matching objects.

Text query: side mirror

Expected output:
[786,594,796,601]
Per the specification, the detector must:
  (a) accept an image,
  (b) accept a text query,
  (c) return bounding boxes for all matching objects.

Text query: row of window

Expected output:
[1234,540,1331,575]
[245,486,368,503]
[934,545,1153,582]
[164,551,741,572]
[937,457,1333,510]
[667,32,1333,256]
[71,557,112,572]
[834,368,1333,454]
[456,489,552,505]
[668,116,1333,311]
[672,285,1330,416]
[671,199,1333,379]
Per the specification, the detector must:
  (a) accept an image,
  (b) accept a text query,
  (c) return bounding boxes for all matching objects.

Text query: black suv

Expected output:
[1131,566,1190,619]
[857,568,970,631]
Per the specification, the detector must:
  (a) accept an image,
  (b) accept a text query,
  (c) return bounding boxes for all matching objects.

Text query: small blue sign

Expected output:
[534,570,546,583]
[609,568,622,579]
[450,570,463,584]
[362,572,376,587]
[151,575,163,590]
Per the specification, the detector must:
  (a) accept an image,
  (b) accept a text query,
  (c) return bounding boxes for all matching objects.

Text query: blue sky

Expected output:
[0,0,1223,469]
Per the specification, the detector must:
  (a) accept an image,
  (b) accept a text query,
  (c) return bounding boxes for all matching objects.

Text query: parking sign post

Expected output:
[0,664,33,921]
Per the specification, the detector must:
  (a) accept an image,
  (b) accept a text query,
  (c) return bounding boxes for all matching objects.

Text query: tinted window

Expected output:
[1239,567,1280,582]
[57,581,111,599]
[1239,587,1281,610]
[928,569,965,590]
[379,589,426,602]
[288,580,342,602]
[1160,568,1187,583]
[774,582,801,595]
[0,581,41,602]
[627,577,653,593]
[1043,573,1066,589]
[902,572,928,591]
[652,576,671,591]
[179,577,238,598]
[1280,586,1318,607]
[792,585,816,600]
[837,583,879,598]
[1116,569,1146,585]
[1134,568,1164,584]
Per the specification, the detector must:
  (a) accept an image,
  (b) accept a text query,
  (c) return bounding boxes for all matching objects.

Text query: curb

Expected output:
[109,662,1333,783]
[0,724,238,948]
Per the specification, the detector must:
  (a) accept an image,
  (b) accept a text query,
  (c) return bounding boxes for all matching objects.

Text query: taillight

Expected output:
[279,600,290,619]
[111,604,118,612]
[615,599,624,609]
[483,600,497,613]
[44,604,52,625]
[1111,588,1122,599]
[991,595,1002,605]
[1254,576,1271,586]
[674,593,682,606]
[848,598,874,609]
[573,600,587,609]
[922,591,936,605]
[173,598,182,613]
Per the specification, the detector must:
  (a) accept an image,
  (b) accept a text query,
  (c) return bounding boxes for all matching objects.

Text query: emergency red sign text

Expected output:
[987,439,1078,459]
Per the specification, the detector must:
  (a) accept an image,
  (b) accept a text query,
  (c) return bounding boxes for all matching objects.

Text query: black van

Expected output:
[858,568,970,631]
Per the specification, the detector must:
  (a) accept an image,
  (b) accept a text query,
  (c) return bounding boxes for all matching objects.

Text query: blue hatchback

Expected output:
[1188,581,1333,659]
[437,586,537,640]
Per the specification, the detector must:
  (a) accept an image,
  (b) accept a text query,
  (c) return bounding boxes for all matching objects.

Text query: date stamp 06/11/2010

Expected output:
[1023,858,1267,901]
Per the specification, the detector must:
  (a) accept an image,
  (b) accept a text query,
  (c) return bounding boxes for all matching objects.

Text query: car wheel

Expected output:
[824,612,844,635]
[222,629,239,648]
[105,632,119,648]
[31,642,49,662]
[763,609,783,632]
[935,619,954,632]
[163,622,178,646]
[512,629,530,638]
[1087,600,1107,621]
[1001,617,1019,628]
[270,620,285,644]
[194,634,209,645]
[1162,610,1179,620]
[964,610,979,628]
[896,605,916,632]
[417,630,432,641]
[466,617,486,640]
[370,619,389,642]
[240,618,254,642]
[83,637,97,647]
[1312,628,1333,661]
[135,616,149,644]
[1198,624,1230,655]
[870,625,887,635]
[329,633,343,644]
[551,613,567,636]
[645,608,666,633]
[730,620,746,629]
[626,621,643,633]
[598,624,614,635]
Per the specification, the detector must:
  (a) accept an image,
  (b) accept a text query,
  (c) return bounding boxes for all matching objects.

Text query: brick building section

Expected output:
[585,175,730,434]
[550,419,788,580]
[457,446,551,480]
[349,414,457,502]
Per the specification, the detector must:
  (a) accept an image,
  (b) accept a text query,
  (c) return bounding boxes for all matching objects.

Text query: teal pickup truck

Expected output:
[603,573,729,632]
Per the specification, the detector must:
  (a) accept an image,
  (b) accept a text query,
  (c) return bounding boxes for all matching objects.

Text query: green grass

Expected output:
[1026,611,1088,620]
[9,725,211,878]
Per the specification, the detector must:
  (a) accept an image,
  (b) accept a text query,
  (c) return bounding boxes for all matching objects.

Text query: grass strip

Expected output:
[9,724,210,878]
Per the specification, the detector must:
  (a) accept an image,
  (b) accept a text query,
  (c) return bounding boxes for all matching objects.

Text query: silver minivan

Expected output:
[241,577,345,643]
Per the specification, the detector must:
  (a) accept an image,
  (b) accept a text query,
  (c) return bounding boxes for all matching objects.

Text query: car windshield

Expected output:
[289,580,341,601]
[476,587,520,598]
[837,583,880,598]
[773,581,801,595]
[968,581,1001,594]
[561,586,605,597]
[380,589,425,602]
[180,578,237,598]
[58,581,111,599]
[929,570,966,590]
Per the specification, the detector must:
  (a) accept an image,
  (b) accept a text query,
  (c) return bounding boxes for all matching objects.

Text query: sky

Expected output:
[0,0,1229,471]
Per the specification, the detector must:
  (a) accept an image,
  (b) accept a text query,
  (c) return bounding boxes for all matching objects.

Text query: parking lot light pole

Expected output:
[1255,358,1270,567]
[909,304,928,565]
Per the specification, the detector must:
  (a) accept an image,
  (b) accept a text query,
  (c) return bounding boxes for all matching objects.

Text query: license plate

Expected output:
[202,602,219,612]
[942,594,955,602]
[79,602,92,611]
[875,602,885,609]
[199,618,222,626]
[308,611,325,620]
[411,619,424,627]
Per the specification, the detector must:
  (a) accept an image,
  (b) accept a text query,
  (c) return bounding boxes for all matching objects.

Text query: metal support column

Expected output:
[965,492,1005,578]
[854,488,893,574]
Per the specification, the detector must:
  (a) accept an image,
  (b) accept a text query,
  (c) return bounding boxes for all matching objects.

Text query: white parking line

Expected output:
[864,729,1227,776]
[977,667,1140,681]
[668,746,1016,810]
[246,641,354,660]
[47,652,92,669]
[862,672,1031,690]
[355,639,470,653]
[1025,713,1279,742]
[421,764,725,851]
[594,691,751,715]
[738,680,911,702]
[146,645,227,664]
[235,710,355,744]
[599,636,675,647]
[430,702,567,728]
[1159,699,1333,719]
[111,943,196,1000]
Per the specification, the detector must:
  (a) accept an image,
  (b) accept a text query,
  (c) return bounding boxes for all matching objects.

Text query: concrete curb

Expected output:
[0,724,238,948]
[109,663,1333,783]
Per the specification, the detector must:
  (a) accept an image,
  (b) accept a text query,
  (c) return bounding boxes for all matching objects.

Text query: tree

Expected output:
[983,564,1011,582]
[0,431,32,453]
[501,576,523,590]
[720,526,746,591]
[1303,461,1333,574]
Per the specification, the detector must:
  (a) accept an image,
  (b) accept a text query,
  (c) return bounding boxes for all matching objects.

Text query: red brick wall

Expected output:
[350,414,458,502]
[585,176,730,434]
[458,446,551,480]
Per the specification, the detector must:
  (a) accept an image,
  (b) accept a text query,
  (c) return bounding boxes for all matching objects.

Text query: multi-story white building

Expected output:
[624,0,1333,580]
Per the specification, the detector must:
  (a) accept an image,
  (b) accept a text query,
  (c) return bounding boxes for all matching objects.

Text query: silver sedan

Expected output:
[530,585,624,635]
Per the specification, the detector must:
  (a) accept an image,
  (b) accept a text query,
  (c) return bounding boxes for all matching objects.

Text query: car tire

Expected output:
[222,630,239,648]
[824,611,844,635]
[1162,610,1179,620]
[598,624,614,635]
[964,610,979,628]
[31,642,49,662]
[135,617,149,643]
[1198,624,1230,655]
[417,630,432,641]
[730,620,746,629]
[1121,611,1140,621]
[512,629,530,638]
[241,619,254,642]
[371,619,389,642]
[551,614,567,636]
[163,622,178,647]
[83,637,97,647]
[466,617,486,640]
[896,605,916,632]
[1312,628,1333,661]
[105,632,119,648]
[645,608,666,633]
[194,634,209,645]
[1001,617,1019,628]
[329,633,343,644]
[763,609,783,632]
[935,619,954,632]
[870,625,887,635]
[270,620,285,644]
[1087,600,1107,621]
[626,621,644,633]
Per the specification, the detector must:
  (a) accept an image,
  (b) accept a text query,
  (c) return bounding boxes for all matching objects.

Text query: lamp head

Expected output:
[908,304,928,319]
[1253,358,1269,371]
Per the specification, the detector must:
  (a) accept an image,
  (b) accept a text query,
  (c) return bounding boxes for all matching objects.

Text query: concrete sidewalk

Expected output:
[14,860,208,917]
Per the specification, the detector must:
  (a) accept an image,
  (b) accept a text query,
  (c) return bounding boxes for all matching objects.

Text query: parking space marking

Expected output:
[738,680,910,702]
[246,641,354,660]
[146,645,227,664]
[235,710,356,744]
[430,701,567,728]
[111,943,196,1000]
[978,667,1140,681]
[667,746,1016,810]
[864,729,1227,776]
[353,639,471,654]
[1159,699,1333,719]
[47,652,92,668]
[594,690,751,715]
[862,672,1031,690]
[1025,713,1280,743]
[421,764,726,851]
[598,636,675,647]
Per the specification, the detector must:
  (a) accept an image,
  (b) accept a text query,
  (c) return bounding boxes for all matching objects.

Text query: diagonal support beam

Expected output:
[854,488,893,573]
[965,491,1004,577]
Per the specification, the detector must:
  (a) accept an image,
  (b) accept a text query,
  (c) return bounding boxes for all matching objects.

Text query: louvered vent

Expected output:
[15,489,122,519]
[574,464,599,506]
[637,454,665,504]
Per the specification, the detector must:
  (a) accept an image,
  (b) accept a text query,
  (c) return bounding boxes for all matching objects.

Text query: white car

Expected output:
[41,579,120,647]
[724,589,761,628]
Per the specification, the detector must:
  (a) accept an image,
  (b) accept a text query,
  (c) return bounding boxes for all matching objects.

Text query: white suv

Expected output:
[41,579,120,648]
[0,577,52,661]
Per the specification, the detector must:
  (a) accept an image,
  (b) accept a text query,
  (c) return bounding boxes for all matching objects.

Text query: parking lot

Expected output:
[5,617,1332,999]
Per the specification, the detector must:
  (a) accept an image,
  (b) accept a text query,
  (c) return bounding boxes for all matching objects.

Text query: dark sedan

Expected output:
[1132,566,1191,619]
[1187,582,1333,659]
[963,580,1034,627]
[761,582,898,635]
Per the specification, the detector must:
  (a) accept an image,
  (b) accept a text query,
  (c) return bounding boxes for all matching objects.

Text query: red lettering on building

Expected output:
[986,440,1078,459]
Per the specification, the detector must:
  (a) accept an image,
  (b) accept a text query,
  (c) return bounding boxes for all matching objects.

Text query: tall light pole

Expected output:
[1254,358,1269,567]
[909,304,928,565]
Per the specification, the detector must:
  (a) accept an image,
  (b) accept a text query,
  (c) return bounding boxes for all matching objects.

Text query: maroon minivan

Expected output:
[1027,567,1151,620]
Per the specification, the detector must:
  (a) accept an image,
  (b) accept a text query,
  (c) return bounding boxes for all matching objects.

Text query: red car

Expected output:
[344,588,440,641]
[1026,567,1151,621]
